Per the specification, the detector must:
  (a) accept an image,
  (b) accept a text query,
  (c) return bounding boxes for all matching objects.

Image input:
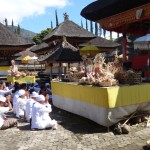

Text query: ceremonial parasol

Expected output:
[80,45,100,57]
[22,55,31,64]
[134,34,150,50]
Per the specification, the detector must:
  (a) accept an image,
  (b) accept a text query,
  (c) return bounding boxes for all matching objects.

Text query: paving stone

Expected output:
[1,108,150,150]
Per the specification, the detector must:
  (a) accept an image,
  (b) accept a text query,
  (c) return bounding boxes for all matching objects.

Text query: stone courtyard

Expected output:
[1,107,150,150]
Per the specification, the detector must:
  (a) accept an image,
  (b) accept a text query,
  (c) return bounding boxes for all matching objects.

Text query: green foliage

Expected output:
[81,19,83,28]
[103,29,106,38]
[12,19,14,29]
[110,31,112,41]
[51,21,53,29]
[4,18,8,27]
[32,28,53,44]
[55,10,59,26]
[99,24,102,37]
[16,24,20,34]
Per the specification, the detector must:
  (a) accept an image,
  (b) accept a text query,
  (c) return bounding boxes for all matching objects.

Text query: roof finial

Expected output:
[63,12,69,21]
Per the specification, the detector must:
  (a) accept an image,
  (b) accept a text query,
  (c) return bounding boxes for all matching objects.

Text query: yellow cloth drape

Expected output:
[51,82,150,108]
[7,76,35,84]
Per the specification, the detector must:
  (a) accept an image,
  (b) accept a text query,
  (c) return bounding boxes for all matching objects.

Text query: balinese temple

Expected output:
[31,42,49,55]
[15,46,37,63]
[38,40,82,79]
[0,22,33,76]
[43,13,96,47]
[79,37,119,57]
[32,14,96,78]
[81,0,150,62]
[0,22,33,65]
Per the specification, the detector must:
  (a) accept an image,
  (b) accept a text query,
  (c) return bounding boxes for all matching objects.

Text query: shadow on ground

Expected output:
[143,145,150,150]
[51,106,108,134]
[5,106,108,133]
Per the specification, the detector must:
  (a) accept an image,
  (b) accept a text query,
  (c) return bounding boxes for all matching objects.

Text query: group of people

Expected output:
[0,81,57,130]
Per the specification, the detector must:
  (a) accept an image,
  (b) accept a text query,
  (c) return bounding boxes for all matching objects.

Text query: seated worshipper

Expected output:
[45,83,52,104]
[12,84,20,114]
[31,95,57,130]
[0,82,12,96]
[33,82,41,94]
[25,91,38,122]
[5,93,13,110]
[16,89,27,118]
[9,60,25,77]
[0,96,17,130]
[2,81,9,91]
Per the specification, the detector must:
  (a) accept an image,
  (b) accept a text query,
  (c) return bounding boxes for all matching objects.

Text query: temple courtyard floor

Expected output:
[1,106,150,150]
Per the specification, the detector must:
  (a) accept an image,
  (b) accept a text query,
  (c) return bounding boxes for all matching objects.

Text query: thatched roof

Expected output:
[39,45,81,63]
[0,23,33,48]
[79,37,119,48]
[31,42,49,52]
[15,46,37,61]
[43,19,96,43]
[81,0,149,21]
[39,40,82,63]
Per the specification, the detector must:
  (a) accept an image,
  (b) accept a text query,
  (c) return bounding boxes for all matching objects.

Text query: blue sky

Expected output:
[20,0,94,33]
[0,0,119,38]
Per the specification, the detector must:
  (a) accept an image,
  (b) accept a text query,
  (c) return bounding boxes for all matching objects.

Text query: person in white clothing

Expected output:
[12,90,19,114]
[0,83,12,96]
[0,96,17,129]
[16,89,27,118]
[31,95,57,130]
[25,91,38,122]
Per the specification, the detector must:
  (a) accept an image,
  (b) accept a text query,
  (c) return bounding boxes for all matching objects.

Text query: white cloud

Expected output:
[0,0,70,25]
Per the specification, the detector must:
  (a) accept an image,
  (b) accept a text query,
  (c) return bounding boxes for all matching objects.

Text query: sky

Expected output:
[0,0,120,39]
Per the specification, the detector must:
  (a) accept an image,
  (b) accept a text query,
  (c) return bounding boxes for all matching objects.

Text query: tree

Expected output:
[90,21,93,33]
[81,19,83,28]
[32,28,53,44]
[110,31,112,41]
[103,28,106,38]
[16,24,20,34]
[95,22,98,36]
[86,19,88,31]
[51,21,53,29]
[99,24,102,37]
[55,10,59,27]
[117,33,119,38]
[4,18,8,27]
[12,19,14,29]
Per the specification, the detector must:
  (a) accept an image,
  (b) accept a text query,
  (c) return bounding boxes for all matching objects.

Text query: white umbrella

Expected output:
[30,56,38,60]
[134,34,150,50]
[134,34,150,42]
[28,56,38,71]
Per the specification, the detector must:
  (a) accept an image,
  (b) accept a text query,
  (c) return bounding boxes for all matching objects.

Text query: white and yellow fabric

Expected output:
[7,76,35,84]
[22,56,31,64]
[51,82,150,127]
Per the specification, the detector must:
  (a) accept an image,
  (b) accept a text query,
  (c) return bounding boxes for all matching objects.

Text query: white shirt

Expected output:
[10,65,18,73]
[0,107,9,128]
[0,89,12,96]
[25,99,36,122]
[31,102,52,129]
[16,97,26,118]
[12,91,19,114]
[3,87,9,91]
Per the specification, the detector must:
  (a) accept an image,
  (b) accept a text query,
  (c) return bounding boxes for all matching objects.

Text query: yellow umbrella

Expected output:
[80,45,100,57]
[22,55,31,64]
